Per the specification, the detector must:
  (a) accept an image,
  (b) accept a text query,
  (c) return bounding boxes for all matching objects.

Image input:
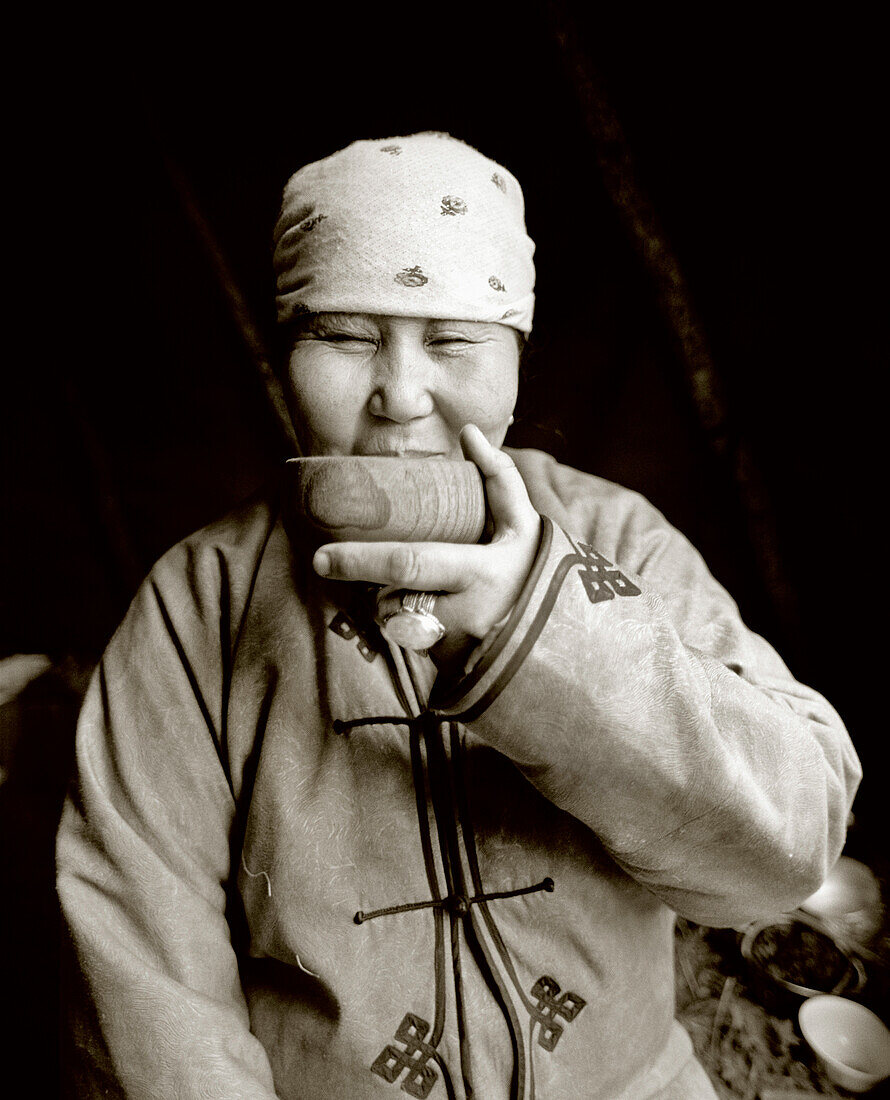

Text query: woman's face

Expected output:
[283,313,520,459]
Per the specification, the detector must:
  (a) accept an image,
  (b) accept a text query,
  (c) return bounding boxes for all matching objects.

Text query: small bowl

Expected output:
[799,994,890,1092]
[800,856,884,943]
[740,916,865,1010]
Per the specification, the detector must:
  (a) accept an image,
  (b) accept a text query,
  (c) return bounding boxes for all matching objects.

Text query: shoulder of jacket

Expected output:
[505,447,739,621]
[148,479,282,609]
[505,447,676,556]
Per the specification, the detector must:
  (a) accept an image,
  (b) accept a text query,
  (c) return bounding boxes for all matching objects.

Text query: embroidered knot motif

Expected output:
[395,266,429,287]
[488,275,506,292]
[371,1013,438,1098]
[440,195,467,216]
[289,302,312,317]
[380,145,403,155]
[500,308,519,320]
[491,171,507,192]
[529,976,586,1051]
[298,214,327,232]
[575,541,641,604]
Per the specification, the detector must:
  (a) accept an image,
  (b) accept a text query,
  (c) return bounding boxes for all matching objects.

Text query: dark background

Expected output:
[1,6,884,1091]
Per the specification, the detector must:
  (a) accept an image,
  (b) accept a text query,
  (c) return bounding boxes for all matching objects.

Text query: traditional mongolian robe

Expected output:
[57,448,860,1099]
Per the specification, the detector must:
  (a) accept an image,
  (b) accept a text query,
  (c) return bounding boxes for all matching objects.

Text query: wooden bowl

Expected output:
[286,456,487,543]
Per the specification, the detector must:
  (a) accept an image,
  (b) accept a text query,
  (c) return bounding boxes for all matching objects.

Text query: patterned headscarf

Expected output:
[272,132,536,335]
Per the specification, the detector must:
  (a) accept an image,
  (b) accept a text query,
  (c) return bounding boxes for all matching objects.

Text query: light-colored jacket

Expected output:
[56,449,861,1098]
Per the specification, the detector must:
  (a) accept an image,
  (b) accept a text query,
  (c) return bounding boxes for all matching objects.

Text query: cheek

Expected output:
[451,357,518,438]
[285,355,367,453]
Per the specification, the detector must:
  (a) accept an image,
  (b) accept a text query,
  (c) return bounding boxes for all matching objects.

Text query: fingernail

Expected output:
[313,550,331,576]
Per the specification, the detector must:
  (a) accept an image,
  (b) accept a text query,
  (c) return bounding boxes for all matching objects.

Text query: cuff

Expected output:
[429,516,641,720]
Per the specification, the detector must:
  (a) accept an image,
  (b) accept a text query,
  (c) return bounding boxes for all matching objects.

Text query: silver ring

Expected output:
[379,591,446,652]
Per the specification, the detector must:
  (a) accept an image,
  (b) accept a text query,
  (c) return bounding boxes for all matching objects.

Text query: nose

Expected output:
[367,344,435,423]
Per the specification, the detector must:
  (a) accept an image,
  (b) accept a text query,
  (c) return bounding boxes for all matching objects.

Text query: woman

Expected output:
[56,132,860,1099]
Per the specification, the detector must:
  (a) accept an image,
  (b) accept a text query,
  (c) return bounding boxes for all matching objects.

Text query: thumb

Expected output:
[460,424,535,535]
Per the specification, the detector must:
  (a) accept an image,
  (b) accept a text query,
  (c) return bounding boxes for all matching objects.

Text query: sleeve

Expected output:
[55,556,280,1098]
[430,511,862,929]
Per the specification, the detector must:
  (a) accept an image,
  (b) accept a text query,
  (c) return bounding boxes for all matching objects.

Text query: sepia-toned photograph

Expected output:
[2,7,885,1097]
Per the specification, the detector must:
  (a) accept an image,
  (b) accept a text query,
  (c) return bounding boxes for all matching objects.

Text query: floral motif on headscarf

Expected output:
[394,266,429,287]
[440,196,467,216]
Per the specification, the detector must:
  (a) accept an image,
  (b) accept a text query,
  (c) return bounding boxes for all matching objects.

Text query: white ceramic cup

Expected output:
[799,994,890,1092]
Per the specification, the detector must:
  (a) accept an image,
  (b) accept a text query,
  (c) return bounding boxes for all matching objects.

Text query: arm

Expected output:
[429,510,861,927]
[315,432,861,928]
[56,560,279,1098]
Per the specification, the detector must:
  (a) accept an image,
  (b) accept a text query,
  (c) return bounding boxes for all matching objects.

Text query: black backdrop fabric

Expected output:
[1,11,884,1082]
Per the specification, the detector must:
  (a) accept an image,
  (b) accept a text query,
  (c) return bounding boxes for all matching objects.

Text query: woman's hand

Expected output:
[312,424,541,669]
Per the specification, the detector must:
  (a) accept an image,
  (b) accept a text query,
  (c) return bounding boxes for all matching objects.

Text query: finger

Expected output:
[313,540,483,591]
[458,423,513,476]
[460,423,536,534]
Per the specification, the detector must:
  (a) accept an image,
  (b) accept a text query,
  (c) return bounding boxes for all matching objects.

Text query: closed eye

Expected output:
[321,333,377,345]
[427,336,475,347]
